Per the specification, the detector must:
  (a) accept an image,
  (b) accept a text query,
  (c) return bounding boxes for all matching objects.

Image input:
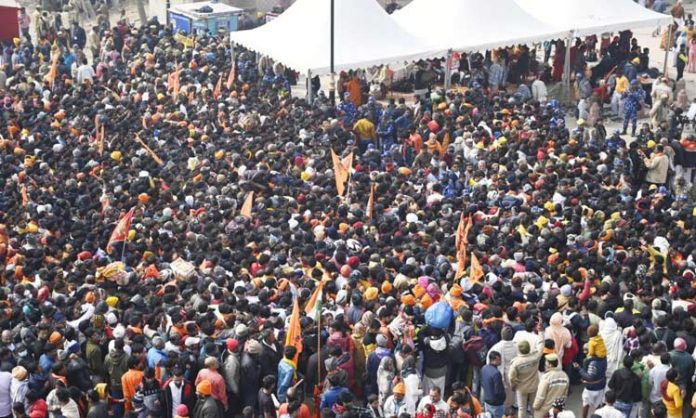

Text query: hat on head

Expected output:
[185,337,201,347]
[376,334,388,348]
[106,296,119,307]
[545,353,559,362]
[11,365,27,380]
[393,382,405,395]
[196,380,212,396]
[365,287,378,301]
[517,340,530,355]
[226,338,239,352]
[675,338,687,350]
[176,405,189,417]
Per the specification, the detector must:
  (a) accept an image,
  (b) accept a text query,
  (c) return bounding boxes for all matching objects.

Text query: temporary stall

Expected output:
[169,1,244,35]
[514,0,672,37]
[229,0,439,76]
[393,0,567,53]
[0,0,19,43]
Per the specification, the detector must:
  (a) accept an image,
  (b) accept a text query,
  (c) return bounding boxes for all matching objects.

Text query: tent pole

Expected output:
[307,70,313,103]
[329,0,336,106]
[562,34,573,105]
[663,23,672,78]
[444,50,453,90]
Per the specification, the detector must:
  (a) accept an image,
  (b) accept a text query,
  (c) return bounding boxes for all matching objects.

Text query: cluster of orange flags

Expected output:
[240,191,254,218]
[330,150,353,196]
[454,214,482,282]
[106,207,135,254]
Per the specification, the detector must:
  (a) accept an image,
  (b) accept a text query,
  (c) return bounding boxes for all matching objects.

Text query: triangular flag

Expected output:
[455,214,467,252]
[470,251,484,283]
[440,131,451,159]
[226,62,236,90]
[341,152,354,179]
[304,281,324,321]
[331,149,347,196]
[106,207,135,254]
[463,215,473,246]
[213,74,222,100]
[366,184,375,220]
[45,54,59,88]
[20,185,28,207]
[285,297,303,362]
[455,245,468,280]
[240,191,253,218]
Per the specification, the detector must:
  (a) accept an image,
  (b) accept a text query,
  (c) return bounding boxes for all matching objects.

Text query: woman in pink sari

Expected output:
[689,38,696,72]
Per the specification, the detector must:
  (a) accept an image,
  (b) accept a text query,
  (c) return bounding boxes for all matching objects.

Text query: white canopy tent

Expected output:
[392,0,568,54]
[228,0,440,77]
[514,0,672,37]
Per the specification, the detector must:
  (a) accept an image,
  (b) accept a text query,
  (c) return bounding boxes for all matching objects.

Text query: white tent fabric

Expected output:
[514,0,672,37]
[229,0,440,76]
[392,0,568,53]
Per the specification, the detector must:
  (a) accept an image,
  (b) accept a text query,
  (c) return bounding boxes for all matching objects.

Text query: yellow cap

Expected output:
[110,151,122,161]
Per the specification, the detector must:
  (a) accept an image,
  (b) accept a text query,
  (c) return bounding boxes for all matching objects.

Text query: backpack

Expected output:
[462,336,486,367]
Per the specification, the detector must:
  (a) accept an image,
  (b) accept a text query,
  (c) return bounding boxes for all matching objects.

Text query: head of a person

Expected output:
[56,388,71,405]
[489,351,502,367]
[204,357,219,370]
[666,367,679,383]
[392,382,405,401]
[196,380,212,398]
[284,345,297,361]
[262,375,276,391]
[429,386,441,403]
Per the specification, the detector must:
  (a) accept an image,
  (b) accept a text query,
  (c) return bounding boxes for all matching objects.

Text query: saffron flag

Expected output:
[470,251,484,283]
[455,245,468,280]
[285,297,303,360]
[106,207,135,254]
[331,149,347,196]
[20,185,28,207]
[45,55,59,88]
[240,191,253,218]
[455,214,467,252]
[304,281,324,321]
[366,184,375,220]
[440,132,451,159]
[213,75,222,100]
[226,62,236,90]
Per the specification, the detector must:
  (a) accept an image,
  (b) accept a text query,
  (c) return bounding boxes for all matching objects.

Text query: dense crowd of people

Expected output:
[1,2,696,418]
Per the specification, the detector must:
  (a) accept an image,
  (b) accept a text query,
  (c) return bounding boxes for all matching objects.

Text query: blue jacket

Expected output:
[147,347,167,370]
[276,358,295,403]
[320,386,349,409]
[578,356,607,391]
[481,364,505,406]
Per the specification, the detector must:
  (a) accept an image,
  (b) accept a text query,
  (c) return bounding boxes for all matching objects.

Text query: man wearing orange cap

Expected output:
[193,379,223,418]
[383,382,414,418]
[447,284,465,311]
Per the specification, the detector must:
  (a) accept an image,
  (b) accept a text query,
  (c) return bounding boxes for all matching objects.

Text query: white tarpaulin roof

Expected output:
[514,0,672,37]
[229,0,439,76]
[393,0,568,53]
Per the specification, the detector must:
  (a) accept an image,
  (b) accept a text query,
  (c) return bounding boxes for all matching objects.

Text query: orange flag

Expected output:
[226,62,236,90]
[463,215,473,246]
[331,149,347,196]
[470,251,484,283]
[213,75,222,100]
[240,191,253,218]
[106,207,135,254]
[45,55,59,88]
[341,152,354,177]
[440,131,451,159]
[455,245,468,280]
[366,183,375,219]
[455,214,467,252]
[98,125,105,156]
[285,297,303,362]
[20,185,28,207]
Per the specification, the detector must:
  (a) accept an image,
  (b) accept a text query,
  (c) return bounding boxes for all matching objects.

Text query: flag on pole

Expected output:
[331,149,347,196]
[240,191,253,218]
[440,131,451,159]
[45,55,59,88]
[455,214,467,252]
[304,281,324,321]
[463,215,473,246]
[285,297,303,360]
[98,125,105,156]
[455,245,467,280]
[213,75,222,100]
[470,251,484,283]
[106,207,135,254]
[226,62,236,90]
[20,185,28,207]
[366,184,375,220]
[341,152,354,175]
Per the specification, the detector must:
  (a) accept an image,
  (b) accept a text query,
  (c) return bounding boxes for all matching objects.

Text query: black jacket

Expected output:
[608,367,642,403]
